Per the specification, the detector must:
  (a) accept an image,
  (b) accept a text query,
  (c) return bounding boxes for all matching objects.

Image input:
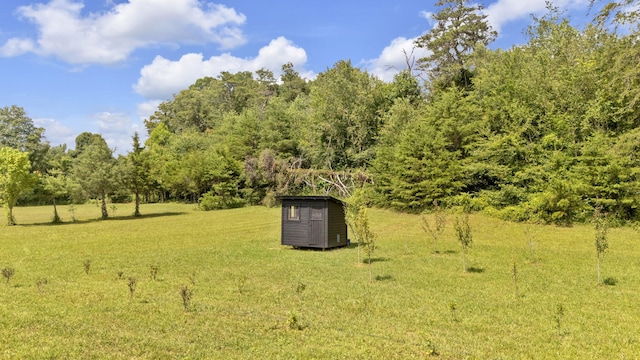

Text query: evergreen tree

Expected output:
[415,0,496,90]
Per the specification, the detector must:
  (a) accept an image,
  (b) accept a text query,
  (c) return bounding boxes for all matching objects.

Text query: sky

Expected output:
[0,0,597,154]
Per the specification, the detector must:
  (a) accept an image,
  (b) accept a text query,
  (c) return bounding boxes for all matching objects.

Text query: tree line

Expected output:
[2,0,640,225]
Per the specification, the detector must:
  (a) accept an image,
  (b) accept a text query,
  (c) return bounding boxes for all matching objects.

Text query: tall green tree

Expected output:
[415,0,496,90]
[0,105,49,172]
[306,60,387,170]
[0,147,35,225]
[72,134,116,219]
[144,123,175,201]
[122,132,150,217]
[279,62,309,102]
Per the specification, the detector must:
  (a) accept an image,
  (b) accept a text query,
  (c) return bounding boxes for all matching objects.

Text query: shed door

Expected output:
[309,206,324,246]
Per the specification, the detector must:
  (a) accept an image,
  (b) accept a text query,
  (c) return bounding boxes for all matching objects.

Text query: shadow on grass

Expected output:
[19,212,187,227]
[466,266,485,274]
[287,245,347,252]
[375,274,394,281]
[362,257,389,264]
[347,241,359,249]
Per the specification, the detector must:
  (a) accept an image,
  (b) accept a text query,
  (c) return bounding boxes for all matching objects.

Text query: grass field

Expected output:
[1,203,640,359]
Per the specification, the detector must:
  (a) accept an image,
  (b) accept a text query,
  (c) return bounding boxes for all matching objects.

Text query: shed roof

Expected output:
[277,195,344,205]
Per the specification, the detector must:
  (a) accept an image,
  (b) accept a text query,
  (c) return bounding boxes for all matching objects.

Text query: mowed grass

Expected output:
[1,203,640,359]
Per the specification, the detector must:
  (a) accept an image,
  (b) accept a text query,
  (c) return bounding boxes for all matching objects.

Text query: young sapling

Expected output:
[421,200,447,254]
[454,214,473,273]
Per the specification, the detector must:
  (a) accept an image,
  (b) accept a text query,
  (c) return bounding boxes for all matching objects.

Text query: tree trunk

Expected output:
[101,194,108,219]
[597,253,601,286]
[462,248,467,273]
[52,198,61,223]
[7,206,15,226]
[134,191,141,217]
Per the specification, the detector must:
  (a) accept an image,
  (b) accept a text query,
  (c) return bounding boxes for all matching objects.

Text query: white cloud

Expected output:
[1,0,246,64]
[364,36,430,82]
[484,0,590,34]
[0,38,35,57]
[92,111,141,153]
[419,10,436,26]
[133,36,312,100]
[137,100,162,122]
[33,117,76,147]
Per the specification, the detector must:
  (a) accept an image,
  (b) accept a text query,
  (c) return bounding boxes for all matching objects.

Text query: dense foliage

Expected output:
[3,1,640,224]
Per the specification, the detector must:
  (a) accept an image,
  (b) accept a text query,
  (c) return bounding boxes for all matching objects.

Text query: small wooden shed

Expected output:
[279,196,348,249]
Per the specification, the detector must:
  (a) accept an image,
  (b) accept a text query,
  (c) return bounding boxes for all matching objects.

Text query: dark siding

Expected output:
[281,200,310,247]
[280,197,346,249]
[327,200,347,248]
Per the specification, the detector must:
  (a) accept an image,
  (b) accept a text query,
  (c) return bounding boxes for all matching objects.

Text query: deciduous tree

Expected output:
[0,147,35,225]
[72,134,116,219]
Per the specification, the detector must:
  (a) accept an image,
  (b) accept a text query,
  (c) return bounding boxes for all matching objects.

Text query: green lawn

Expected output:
[1,203,639,358]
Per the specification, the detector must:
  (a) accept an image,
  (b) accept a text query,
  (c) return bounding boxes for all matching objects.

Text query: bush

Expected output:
[198,191,245,211]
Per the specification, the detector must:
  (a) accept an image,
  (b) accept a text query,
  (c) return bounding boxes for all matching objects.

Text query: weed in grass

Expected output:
[356,285,373,315]
[128,277,137,298]
[603,277,617,286]
[110,204,118,217]
[180,285,194,311]
[2,267,15,285]
[116,271,124,280]
[523,225,537,263]
[512,256,519,300]
[36,278,48,292]
[554,304,565,334]
[423,337,439,356]
[83,259,91,275]
[448,302,458,323]
[237,275,248,295]
[287,310,305,330]
[149,265,159,281]
[294,280,306,300]
[188,272,196,286]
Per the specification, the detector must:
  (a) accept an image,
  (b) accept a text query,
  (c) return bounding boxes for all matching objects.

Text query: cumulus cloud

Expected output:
[133,36,312,100]
[137,100,163,122]
[92,111,142,153]
[0,38,36,57]
[33,117,76,147]
[484,0,590,34]
[364,37,430,82]
[1,0,246,64]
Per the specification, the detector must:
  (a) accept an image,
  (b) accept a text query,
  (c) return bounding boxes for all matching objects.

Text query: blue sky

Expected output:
[0,0,596,154]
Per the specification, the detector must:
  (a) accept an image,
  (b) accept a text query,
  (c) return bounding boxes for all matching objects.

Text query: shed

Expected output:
[279,196,348,249]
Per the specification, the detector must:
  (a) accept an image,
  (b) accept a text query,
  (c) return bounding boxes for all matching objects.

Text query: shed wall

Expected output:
[280,197,346,249]
[281,200,310,247]
[327,200,347,248]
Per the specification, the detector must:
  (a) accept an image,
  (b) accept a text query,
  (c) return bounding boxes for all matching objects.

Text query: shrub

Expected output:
[198,191,245,211]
